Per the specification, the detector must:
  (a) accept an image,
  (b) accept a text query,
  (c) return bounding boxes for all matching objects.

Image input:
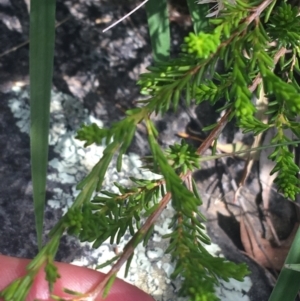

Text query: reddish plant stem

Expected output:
[81,108,232,301]
[75,3,277,299]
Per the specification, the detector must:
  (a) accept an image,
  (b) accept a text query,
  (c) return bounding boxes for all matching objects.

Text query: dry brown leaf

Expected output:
[241,216,299,270]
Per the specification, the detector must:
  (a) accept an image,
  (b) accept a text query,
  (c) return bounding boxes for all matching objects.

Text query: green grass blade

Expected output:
[145,0,170,62]
[30,0,56,250]
[268,225,300,301]
[186,0,209,34]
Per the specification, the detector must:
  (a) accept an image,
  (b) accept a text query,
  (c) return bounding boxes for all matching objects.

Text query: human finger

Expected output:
[0,255,154,301]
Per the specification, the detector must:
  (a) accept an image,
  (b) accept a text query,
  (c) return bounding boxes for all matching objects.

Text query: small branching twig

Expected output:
[75,109,232,300]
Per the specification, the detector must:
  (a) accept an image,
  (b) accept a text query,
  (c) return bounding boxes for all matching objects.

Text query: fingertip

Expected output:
[0,255,154,301]
[51,262,154,301]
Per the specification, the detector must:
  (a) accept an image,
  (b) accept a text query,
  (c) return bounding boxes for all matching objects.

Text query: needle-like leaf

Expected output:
[186,0,209,34]
[30,0,56,250]
[145,0,170,62]
[268,226,300,301]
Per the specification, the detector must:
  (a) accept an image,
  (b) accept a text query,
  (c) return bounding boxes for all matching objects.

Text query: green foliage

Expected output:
[30,0,56,251]
[167,140,200,174]
[166,0,300,200]
[4,0,300,301]
[145,0,170,62]
[143,140,200,174]
[0,278,33,301]
[186,0,209,34]
[182,31,221,59]
[63,177,162,249]
[268,2,300,47]
[45,261,61,292]
[165,183,249,301]
[269,226,300,301]
[268,132,300,199]
[75,123,108,147]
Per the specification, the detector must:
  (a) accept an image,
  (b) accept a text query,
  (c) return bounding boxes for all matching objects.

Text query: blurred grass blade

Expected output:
[145,0,170,62]
[285,263,300,272]
[268,225,300,301]
[30,0,56,250]
[186,0,209,34]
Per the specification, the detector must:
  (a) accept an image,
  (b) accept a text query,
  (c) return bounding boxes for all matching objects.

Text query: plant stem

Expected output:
[77,109,232,301]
